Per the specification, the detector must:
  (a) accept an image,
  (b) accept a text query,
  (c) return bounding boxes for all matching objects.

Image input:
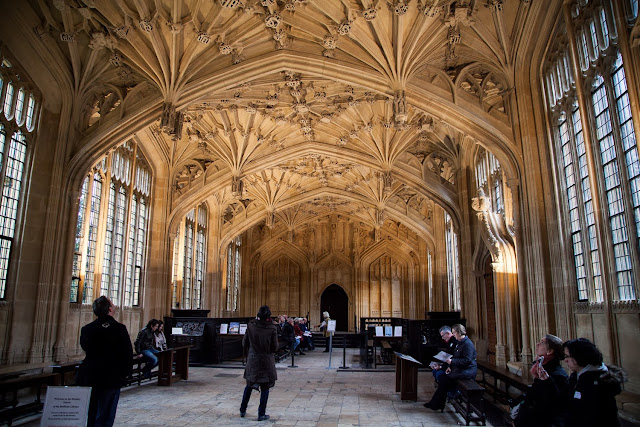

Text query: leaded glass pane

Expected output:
[592,74,635,300]
[83,174,102,303]
[101,183,116,297]
[3,82,13,118]
[25,95,35,131]
[183,222,193,309]
[70,176,89,302]
[14,88,24,124]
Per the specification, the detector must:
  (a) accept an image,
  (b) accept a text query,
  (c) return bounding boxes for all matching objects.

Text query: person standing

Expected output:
[134,319,159,378]
[240,305,278,421]
[317,311,332,352]
[76,296,133,427]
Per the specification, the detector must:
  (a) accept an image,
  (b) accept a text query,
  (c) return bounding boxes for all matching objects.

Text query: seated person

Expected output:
[299,317,314,350]
[513,334,567,426]
[134,319,160,378]
[423,324,477,411]
[431,325,457,384]
[281,317,299,355]
[293,318,306,355]
[562,338,626,427]
[154,320,168,351]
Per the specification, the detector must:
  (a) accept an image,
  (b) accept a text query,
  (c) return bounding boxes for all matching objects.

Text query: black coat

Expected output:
[243,319,278,387]
[134,327,155,353]
[76,315,133,389]
[281,321,295,345]
[448,336,477,379]
[514,357,568,427]
[563,365,625,427]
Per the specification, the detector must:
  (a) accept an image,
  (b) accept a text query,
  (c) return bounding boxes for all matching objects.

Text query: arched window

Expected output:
[3,82,13,119]
[475,148,505,214]
[226,236,241,312]
[445,213,460,311]
[544,0,638,302]
[25,94,36,131]
[171,204,207,309]
[69,143,151,306]
[0,129,26,299]
[14,88,24,125]
[0,56,40,300]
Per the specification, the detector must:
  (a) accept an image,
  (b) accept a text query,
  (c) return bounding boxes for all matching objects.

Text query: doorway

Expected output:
[320,284,349,331]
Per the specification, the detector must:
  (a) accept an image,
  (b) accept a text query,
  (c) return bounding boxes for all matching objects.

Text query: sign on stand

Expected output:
[41,386,91,427]
[327,320,337,368]
[327,320,336,333]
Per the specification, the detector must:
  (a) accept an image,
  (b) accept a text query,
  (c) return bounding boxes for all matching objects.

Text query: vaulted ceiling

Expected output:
[30,0,532,244]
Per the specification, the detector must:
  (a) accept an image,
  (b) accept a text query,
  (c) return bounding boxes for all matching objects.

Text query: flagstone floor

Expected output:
[27,348,494,426]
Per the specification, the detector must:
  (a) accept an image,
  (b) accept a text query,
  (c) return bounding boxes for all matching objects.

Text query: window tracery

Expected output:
[70,143,151,306]
[445,213,460,311]
[171,204,207,309]
[544,0,638,302]
[0,57,39,300]
[226,236,241,312]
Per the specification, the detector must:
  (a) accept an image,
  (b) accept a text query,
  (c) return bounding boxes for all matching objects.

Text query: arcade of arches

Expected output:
[1,0,640,395]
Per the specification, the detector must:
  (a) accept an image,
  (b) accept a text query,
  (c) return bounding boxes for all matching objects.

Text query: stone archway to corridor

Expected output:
[320,284,349,332]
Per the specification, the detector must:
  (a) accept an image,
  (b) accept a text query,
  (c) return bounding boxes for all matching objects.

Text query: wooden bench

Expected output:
[50,361,82,385]
[476,360,529,424]
[0,372,58,426]
[127,354,157,386]
[449,379,486,426]
[275,338,291,363]
[476,360,528,404]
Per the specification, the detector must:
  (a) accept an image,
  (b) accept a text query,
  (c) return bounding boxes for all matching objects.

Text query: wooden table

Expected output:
[394,352,422,401]
[157,346,190,386]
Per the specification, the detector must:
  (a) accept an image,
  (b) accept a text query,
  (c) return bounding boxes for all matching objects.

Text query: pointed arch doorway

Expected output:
[320,284,348,332]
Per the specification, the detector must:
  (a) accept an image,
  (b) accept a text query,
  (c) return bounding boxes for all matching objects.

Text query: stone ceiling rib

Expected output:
[29,0,532,246]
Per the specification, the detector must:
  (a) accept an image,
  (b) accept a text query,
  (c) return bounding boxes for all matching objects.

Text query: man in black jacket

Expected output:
[76,296,133,427]
[432,325,458,383]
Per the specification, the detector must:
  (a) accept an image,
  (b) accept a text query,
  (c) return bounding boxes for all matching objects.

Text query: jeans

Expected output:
[141,348,159,376]
[240,384,270,416]
[87,387,120,427]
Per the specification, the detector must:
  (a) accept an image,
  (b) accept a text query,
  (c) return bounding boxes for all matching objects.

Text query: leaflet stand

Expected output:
[326,319,336,369]
[394,352,422,401]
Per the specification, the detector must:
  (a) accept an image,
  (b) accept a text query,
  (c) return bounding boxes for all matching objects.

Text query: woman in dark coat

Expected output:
[240,305,278,421]
[424,323,477,411]
[562,338,626,427]
[513,334,567,426]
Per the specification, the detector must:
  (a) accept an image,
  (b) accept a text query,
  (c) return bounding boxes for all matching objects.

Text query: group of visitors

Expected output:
[133,318,168,379]
[276,314,317,354]
[425,325,627,426]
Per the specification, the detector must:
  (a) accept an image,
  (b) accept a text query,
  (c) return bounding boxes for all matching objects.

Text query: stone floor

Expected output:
[21,348,491,426]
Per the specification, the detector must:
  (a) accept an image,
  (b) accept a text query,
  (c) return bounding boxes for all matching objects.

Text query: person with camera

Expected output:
[512,334,567,426]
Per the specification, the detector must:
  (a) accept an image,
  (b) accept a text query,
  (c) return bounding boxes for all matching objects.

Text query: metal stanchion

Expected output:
[289,342,298,368]
[327,334,333,368]
[339,335,349,369]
